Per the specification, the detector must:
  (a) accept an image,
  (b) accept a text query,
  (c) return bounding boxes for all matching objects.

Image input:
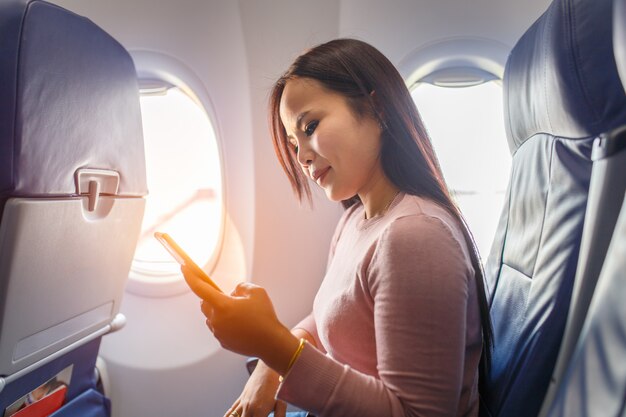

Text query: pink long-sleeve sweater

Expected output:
[277,192,482,417]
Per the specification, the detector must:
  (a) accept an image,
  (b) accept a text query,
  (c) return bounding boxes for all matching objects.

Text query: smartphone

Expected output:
[154,232,222,292]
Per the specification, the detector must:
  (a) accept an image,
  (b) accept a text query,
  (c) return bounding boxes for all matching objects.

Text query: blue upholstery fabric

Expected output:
[542,1,626,415]
[0,0,145,372]
[503,0,626,148]
[0,339,104,413]
[616,0,626,89]
[545,196,626,417]
[482,0,626,416]
[49,389,111,417]
[0,0,146,200]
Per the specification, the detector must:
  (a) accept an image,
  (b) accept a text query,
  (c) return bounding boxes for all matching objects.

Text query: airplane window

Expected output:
[130,86,223,287]
[411,80,511,260]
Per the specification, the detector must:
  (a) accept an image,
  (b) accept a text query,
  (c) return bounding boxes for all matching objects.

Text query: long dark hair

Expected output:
[269,38,492,391]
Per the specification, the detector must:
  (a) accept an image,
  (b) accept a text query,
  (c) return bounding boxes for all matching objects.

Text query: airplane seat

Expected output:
[0,0,146,415]
[482,0,626,416]
[537,0,626,412]
[537,0,626,415]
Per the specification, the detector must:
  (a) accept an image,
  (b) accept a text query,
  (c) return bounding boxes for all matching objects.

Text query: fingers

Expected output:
[182,265,226,305]
[274,400,287,417]
[201,300,214,318]
[231,282,267,299]
[231,282,254,296]
[224,399,241,417]
[225,396,281,417]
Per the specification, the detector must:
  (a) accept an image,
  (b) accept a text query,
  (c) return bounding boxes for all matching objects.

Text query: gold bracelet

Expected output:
[280,338,306,381]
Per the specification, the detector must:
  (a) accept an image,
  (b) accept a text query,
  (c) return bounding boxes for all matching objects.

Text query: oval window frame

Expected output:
[126,50,226,298]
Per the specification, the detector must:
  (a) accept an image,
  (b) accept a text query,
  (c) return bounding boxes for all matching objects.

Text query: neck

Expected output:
[361,179,400,219]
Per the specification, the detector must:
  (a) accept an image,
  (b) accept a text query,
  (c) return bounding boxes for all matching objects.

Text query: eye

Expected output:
[304,120,318,137]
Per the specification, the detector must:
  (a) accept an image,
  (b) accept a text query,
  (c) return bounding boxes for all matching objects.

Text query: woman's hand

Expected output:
[181,266,300,374]
[224,361,287,417]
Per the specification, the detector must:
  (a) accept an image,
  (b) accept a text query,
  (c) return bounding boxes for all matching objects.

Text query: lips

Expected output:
[311,167,331,184]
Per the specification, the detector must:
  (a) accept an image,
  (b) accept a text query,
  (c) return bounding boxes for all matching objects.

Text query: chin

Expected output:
[324,190,339,202]
[323,187,354,203]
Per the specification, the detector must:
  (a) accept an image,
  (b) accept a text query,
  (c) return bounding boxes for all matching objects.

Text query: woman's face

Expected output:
[279,77,384,203]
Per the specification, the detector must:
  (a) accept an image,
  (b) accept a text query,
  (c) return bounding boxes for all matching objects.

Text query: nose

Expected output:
[296,140,314,166]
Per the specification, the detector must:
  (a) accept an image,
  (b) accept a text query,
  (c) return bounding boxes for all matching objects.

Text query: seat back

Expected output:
[538,0,626,411]
[539,1,626,414]
[0,0,146,410]
[482,0,626,416]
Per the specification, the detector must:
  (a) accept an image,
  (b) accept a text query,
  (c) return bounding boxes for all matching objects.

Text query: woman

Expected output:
[182,38,492,417]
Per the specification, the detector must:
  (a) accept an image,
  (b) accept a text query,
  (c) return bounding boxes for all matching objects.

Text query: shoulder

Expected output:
[366,210,475,300]
[372,195,474,274]
[384,195,467,252]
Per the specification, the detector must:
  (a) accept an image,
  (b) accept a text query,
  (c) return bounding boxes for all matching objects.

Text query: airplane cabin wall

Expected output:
[237,0,344,336]
[339,0,550,63]
[45,1,550,416]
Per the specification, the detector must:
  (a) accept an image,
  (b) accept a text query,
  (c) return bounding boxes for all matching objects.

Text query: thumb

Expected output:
[181,265,227,305]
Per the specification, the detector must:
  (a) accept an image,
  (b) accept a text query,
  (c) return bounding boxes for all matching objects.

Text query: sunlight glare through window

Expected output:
[411,81,511,260]
[132,87,222,279]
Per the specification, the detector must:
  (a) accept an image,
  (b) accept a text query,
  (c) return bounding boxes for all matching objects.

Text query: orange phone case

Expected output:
[154,232,222,292]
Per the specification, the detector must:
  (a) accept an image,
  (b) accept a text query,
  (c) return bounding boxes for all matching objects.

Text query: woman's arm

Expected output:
[225,323,319,417]
[277,215,478,417]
